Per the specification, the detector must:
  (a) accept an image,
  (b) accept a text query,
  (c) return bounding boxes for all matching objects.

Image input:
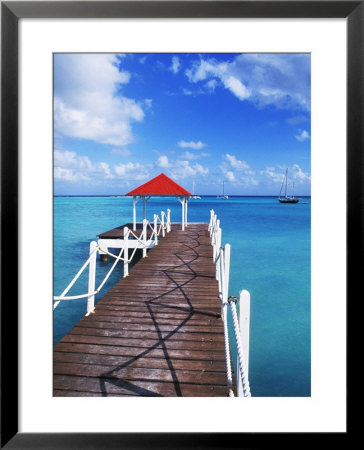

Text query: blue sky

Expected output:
[54,53,311,195]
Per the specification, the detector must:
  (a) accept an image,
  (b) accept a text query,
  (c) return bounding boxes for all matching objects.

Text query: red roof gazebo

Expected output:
[125,173,192,230]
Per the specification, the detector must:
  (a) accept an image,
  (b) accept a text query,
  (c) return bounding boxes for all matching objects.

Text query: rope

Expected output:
[229,296,251,397]
[126,228,152,247]
[53,245,100,309]
[222,302,235,396]
[100,245,129,262]
[54,291,98,302]
[57,245,99,299]
[95,244,127,292]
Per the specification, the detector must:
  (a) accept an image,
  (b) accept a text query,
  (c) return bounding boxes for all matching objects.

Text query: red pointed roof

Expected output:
[125,173,192,196]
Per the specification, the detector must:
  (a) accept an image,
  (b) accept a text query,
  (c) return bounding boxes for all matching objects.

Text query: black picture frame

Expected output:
[1,1,358,448]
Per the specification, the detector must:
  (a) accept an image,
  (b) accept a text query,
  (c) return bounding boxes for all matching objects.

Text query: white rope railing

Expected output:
[229,296,251,397]
[53,209,171,315]
[53,245,100,309]
[222,301,234,397]
[209,209,251,397]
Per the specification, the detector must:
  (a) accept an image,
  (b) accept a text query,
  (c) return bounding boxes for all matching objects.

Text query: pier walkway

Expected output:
[53,223,230,397]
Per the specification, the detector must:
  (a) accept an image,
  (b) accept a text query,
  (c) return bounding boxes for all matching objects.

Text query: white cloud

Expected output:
[182,87,205,97]
[295,129,310,142]
[180,151,210,160]
[54,54,145,146]
[54,167,86,182]
[260,166,284,183]
[54,149,114,182]
[260,164,310,184]
[181,151,199,160]
[156,157,209,180]
[225,171,235,182]
[224,76,250,100]
[205,79,217,92]
[193,163,209,176]
[144,99,153,109]
[241,176,259,186]
[157,155,170,168]
[220,154,257,185]
[178,140,207,150]
[186,53,310,111]
[170,56,181,74]
[114,162,149,180]
[286,115,309,125]
[292,164,311,182]
[54,149,78,169]
[225,154,250,171]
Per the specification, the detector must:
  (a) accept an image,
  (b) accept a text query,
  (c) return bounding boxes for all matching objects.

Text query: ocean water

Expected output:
[53,196,311,397]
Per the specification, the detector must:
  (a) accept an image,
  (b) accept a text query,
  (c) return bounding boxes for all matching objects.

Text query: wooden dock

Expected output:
[53,223,231,397]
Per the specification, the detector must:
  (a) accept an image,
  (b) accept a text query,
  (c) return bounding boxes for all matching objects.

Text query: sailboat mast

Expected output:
[284,168,288,198]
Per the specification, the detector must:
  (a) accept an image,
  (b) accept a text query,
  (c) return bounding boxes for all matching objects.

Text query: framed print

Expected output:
[1,1,360,448]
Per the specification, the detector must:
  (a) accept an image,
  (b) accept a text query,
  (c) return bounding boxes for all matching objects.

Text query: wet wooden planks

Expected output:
[54,223,230,397]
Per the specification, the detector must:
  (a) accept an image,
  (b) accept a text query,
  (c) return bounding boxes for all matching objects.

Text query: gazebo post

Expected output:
[185,196,188,227]
[177,196,184,230]
[143,196,146,222]
[133,196,137,231]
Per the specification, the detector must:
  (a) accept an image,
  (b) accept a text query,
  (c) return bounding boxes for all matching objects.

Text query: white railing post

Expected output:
[218,247,225,300]
[143,196,146,222]
[154,214,158,245]
[208,209,214,232]
[167,209,171,232]
[212,227,217,261]
[224,244,231,304]
[142,219,147,257]
[161,211,165,237]
[86,241,97,316]
[216,222,221,280]
[211,213,217,238]
[237,290,251,397]
[123,227,129,277]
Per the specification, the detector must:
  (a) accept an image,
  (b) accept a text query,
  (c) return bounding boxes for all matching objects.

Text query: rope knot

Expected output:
[228,295,238,304]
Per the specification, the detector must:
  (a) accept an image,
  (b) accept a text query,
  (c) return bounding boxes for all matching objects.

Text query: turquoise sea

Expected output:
[53,196,311,397]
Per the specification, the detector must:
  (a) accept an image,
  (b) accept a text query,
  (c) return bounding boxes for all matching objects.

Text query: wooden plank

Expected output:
[54,375,229,397]
[68,326,225,342]
[74,321,224,334]
[60,334,225,352]
[94,304,221,314]
[54,352,227,371]
[54,363,227,385]
[81,315,223,328]
[55,342,226,361]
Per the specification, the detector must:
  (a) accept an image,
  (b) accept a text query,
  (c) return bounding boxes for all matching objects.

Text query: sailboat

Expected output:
[217,181,228,199]
[278,168,299,203]
[192,181,201,199]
